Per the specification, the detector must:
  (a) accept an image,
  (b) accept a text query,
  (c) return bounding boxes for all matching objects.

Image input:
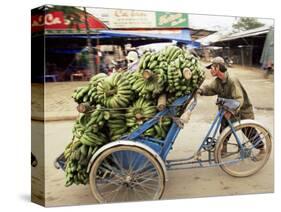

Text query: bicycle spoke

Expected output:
[97,175,123,186]
[102,159,123,176]
[133,166,157,177]
[109,185,123,202]
[131,186,148,200]
[134,175,158,183]
[100,184,122,198]
[131,158,152,175]
[96,181,117,191]
[249,133,268,149]
[90,146,164,202]
[127,151,136,174]
[217,123,272,177]
[227,142,239,146]
[133,180,159,190]
[111,152,124,172]
[130,153,142,170]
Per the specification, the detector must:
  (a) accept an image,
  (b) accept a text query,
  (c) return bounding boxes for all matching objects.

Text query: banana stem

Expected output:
[183,68,192,80]
[135,113,143,120]
[77,103,92,113]
[143,69,153,80]
[157,94,167,111]
[106,89,117,96]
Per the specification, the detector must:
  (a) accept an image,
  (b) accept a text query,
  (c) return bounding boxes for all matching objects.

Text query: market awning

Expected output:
[99,30,200,48]
[32,6,108,34]
[46,29,200,48]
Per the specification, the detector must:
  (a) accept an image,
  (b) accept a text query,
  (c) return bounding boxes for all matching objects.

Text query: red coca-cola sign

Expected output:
[31,11,107,32]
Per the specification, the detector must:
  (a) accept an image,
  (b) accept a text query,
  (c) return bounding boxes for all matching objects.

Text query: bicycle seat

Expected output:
[216,97,240,113]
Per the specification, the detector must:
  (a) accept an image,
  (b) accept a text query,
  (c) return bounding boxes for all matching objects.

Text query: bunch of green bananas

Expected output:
[87,73,107,104]
[72,85,91,104]
[125,71,139,86]
[126,98,157,131]
[96,72,133,108]
[65,46,206,187]
[164,46,185,62]
[143,117,173,139]
[138,51,160,71]
[165,49,205,103]
[135,51,169,98]
[107,118,128,141]
[131,68,166,99]
[64,139,98,186]
[64,112,108,186]
[71,74,107,104]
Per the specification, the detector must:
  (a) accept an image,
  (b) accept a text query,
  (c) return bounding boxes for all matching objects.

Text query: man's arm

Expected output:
[199,79,218,96]
[230,79,244,112]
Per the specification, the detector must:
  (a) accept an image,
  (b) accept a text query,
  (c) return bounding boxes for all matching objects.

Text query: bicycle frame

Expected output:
[165,106,246,170]
[125,95,191,157]
[124,94,247,171]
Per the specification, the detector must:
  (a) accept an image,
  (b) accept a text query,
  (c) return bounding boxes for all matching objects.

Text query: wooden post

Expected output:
[83,7,96,76]
[241,47,245,66]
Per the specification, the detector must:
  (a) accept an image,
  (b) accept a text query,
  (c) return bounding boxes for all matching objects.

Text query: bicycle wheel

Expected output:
[89,145,165,203]
[214,120,272,177]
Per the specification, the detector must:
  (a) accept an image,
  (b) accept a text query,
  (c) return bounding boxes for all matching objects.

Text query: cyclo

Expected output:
[56,90,272,203]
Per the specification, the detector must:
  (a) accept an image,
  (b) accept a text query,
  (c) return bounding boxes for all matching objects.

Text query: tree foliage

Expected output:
[232,17,265,32]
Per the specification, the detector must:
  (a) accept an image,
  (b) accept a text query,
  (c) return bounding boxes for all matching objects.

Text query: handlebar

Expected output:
[216,97,240,114]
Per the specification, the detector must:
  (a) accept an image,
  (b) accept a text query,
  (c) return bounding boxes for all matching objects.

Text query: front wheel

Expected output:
[89,144,165,203]
[214,120,272,177]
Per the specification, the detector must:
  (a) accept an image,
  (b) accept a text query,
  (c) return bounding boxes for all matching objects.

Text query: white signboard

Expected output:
[109,9,156,28]
[88,8,156,28]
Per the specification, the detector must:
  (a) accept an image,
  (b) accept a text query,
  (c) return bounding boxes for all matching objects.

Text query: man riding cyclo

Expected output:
[197,56,265,160]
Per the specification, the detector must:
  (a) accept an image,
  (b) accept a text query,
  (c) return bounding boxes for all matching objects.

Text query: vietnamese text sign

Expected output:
[31,11,107,33]
[109,9,156,28]
[156,12,188,28]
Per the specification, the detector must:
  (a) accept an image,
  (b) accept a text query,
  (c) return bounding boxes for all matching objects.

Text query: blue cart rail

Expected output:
[123,94,192,160]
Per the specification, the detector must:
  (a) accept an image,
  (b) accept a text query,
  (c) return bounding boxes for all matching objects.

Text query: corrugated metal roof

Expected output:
[260,26,274,65]
[214,26,271,43]
[188,28,216,40]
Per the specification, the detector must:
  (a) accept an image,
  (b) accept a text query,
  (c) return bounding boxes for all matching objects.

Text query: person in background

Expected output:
[197,56,265,160]
[126,51,139,72]
[111,59,127,73]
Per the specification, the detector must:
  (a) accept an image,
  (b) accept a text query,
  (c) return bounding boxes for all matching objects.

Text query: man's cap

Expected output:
[206,56,227,72]
[126,51,138,62]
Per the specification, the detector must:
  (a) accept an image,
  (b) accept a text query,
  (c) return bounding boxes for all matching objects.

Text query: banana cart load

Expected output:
[55,45,205,197]
[55,44,272,203]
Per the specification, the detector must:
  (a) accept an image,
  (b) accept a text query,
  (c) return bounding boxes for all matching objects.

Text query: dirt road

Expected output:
[31,66,274,206]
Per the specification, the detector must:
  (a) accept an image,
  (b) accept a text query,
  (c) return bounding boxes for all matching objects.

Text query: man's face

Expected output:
[210,64,219,77]
[127,58,136,68]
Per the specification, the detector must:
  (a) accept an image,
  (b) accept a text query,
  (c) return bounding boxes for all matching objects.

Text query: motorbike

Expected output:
[223,56,233,67]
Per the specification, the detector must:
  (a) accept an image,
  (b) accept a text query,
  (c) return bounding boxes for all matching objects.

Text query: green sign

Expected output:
[156,12,188,28]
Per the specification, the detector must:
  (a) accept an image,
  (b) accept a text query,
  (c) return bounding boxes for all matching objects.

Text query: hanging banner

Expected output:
[31,11,107,33]
[156,12,189,28]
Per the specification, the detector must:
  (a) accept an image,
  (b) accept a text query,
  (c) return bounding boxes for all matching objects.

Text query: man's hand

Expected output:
[197,89,203,96]
[224,111,232,120]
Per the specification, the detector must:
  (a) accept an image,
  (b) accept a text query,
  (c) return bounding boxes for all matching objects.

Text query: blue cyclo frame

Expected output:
[124,94,248,168]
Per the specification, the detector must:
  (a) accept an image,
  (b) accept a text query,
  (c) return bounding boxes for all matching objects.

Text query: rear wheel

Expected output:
[89,145,165,203]
[215,121,272,177]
